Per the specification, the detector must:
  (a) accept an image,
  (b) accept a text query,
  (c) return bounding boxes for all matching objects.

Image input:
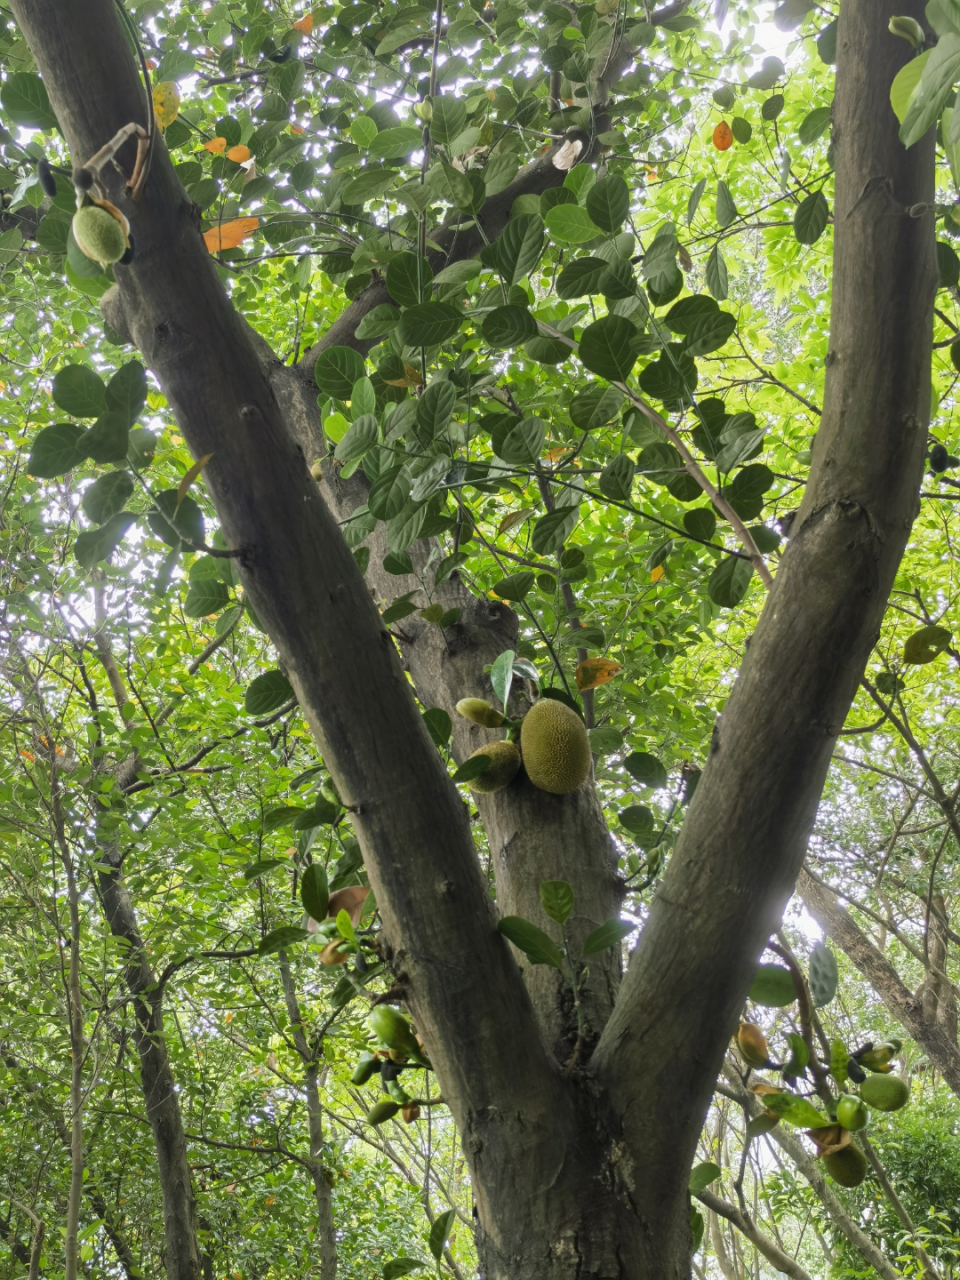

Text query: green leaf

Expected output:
[85,412,131,465]
[623,751,667,789]
[598,454,635,501]
[665,295,718,334]
[368,126,422,159]
[315,346,366,400]
[761,93,785,121]
[545,203,602,244]
[817,16,838,62]
[532,506,579,555]
[939,239,960,288]
[708,555,754,608]
[356,304,401,340]
[690,1209,704,1253]
[81,470,134,524]
[383,1260,425,1279]
[891,50,931,125]
[334,413,379,463]
[430,96,467,144]
[497,916,564,968]
[794,191,829,245]
[52,364,107,418]
[581,918,633,956]
[749,963,796,1007]
[809,941,838,1007]
[105,361,147,426]
[731,116,753,144]
[423,707,452,746]
[300,863,330,921]
[397,302,463,347]
[496,213,544,286]
[726,463,773,516]
[569,385,623,430]
[258,926,309,957]
[762,1091,829,1128]
[901,35,960,147]
[798,105,832,145]
[637,348,697,407]
[368,466,411,520]
[619,804,654,836]
[686,176,706,225]
[689,1161,722,1194]
[382,596,419,624]
[557,257,608,299]
[184,578,230,618]
[716,180,738,229]
[540,879,574,925]
[705,244,729,300]
[586,173,630,232]
[417,380,457,437]
[684,508,717,542]
[148,491,204,548]
[294,794,341,829]
[490,648,515,707]
[492,416,545,465]
[36,210,70,254]
[784,1032,810,1076]
[483,304,538,349]
[428,1208,456,1262]
[579,315,643,382]
[1,73,58,130]
[386,252,433,307]
[74,513,136,569]
[492,571,535,601]
[28,423,88,478]
[244,859,286,882]
[682,310,737,357]
[245,670,294,715]
[341,169,397,203]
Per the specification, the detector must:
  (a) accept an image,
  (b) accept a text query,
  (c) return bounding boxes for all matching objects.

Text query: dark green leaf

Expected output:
[939,240,960,289]
[569,385,623,430]
[579,315,643,382]
[451,753,492,783]
[623,751,668,789]
[731,116,753,144]
[716,179,738,229]
[184,578,231,618]
[598,454,635,501]
[52,364,106,418]
[84,412,131,465]
[794,191,829,245]
[809,940,839,1007]
[532,506,579,555]
[492,416,545,465]
[335,414,379,463]
[665,295,718,335]
[761,93,785,121]
[244,859,286,882]
[708,555,754,607]
[750,963,796,1007]
[496,213,544,286]
[726,464,773,518]
[397,302,463,347]
[293,795,340,829]
[315,346,366,399]
[417,380,457,436]
[428,1209,456,1262]
[619,804,654,836]
[423,707,452,746]
[686,176,706,224]
[581,918,633,956]
[245,670,294,715]
[356,304,402,340]
[1,73,58,130]
[490,648,514,707]
[482,304,538,348]
[74,513,136,569]
[705,244,729,300]
[689,1161,722,1193]
[586,173,630,232]
[301,863,330,921]
[127,428,158,468]
[492,571,535,601]
[430,95,466,144]
[683,508,717,542]
[28,423,88,478]
[81,470,134,524]
[682,309,737,357]
[368,466,411,520]
[817,18,838,64]
[557,257,608,299]
[497,916,564,968]
[383,550,413,575]
[798,105,832,144]
[539,879,574,925]
[637,348,698,407]
[105,361,147,426]
[383,1261,425,1280]
[258,926,309,957]
[690,1209,704,1253]
[382,596,419,623]
[545,203,601,244]
[386,252,433,307]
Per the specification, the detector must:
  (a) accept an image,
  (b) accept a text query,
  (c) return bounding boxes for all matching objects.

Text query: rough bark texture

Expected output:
[799,868,960,1095]
[8,0,936,1276]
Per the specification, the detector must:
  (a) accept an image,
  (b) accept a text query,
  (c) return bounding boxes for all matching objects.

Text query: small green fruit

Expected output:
[72,203,128,266]
[368,1005,423,1062]
[860,1074,910,1112]
[520,698,592,795]
[366,1099,400,1126]
[823,1143,868,1188]
[888,15,925,47]
[456,698,505,728]
[351,1052,378,1086]
[467,740,522,794]
[836,1094,869,1131]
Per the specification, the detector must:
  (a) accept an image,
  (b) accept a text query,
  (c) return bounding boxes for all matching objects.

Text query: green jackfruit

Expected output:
[520,698,591,794]
[860,1074,909,1112]
[822,1143,868,1188]
[73,203,128,266]
[836,1094,869,1131]
[467,740,521,794]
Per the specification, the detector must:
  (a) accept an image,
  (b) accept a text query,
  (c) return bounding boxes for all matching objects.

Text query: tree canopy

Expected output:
[1,0,959,1277]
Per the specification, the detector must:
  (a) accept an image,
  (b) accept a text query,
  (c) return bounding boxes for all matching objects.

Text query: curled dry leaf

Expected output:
[204,136,227,154]
[804,1123,850,1158]
[203,217,259,253]
[227,144,251,163]
[498,507,534,534]
[293,13,314,31]
[177,453,213,506]
[327,884,370,925]
[319,939,350,965]
[575,658,623,692]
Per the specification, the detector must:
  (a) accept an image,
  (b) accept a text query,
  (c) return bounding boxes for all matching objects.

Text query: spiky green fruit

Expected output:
[823,1143,868,1188]
[860,1074,910,1112]
[519,698,591,795]
[467,740,521,794]
[72,204,128,266]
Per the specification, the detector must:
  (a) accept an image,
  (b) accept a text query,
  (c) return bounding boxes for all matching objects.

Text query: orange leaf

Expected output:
[290,124,305,135]
[498,507,534,534]
[293,13,314,31]
[403,364,424,386]
[650,564,665,583]
[713,121,733,151]
[203,136,227,154]
[575,658,623,692]
[226,143,251,163]
[177,453,213,506]
[202,216,259,252]
[145,59,158,70]
[544,446,570,462]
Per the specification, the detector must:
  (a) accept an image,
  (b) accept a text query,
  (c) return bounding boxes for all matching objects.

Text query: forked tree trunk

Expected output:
[9,0,935,1275]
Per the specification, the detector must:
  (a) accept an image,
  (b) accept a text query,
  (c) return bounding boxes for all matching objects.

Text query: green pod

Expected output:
[367,1099,401,1127]
[351,1052,378,1086]
[386,1077,411,1105]
[368,1005,421,1059]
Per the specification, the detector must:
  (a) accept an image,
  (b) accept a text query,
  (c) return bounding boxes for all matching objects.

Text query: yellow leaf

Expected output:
[498,507,534,534]
[152,81,181,131]
[293,13,314,31]
[202,217,259,252]
[650,564,665,582]
[177,453,213,506]
[226,143,251,163]
[575,658,623,692]
[203,136,227,154]
[544,446,570,462]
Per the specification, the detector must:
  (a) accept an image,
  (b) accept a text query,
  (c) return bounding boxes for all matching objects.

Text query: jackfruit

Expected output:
[860,1074,909,1112]
[836,1094,869,1131]
[519,698,591,794]
[456,698,505,728]
[72,203,128,266]
[466,740,521,794]
[822,1143,868,1188]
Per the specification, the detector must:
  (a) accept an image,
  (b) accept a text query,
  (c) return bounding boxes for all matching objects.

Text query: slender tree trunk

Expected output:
[277,953,338,1278]
[64,855,83,1280]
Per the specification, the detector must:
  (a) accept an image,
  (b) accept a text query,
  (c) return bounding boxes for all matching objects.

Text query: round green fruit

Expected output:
[520,698,592,795]
[836,1094,869,1131]
[72,204,128,266]
[467,740,521,794]
[823,1143,868,1188]
[368,1005,420,1059]
[860,1074,910,1112]
[366,1099,400,1126]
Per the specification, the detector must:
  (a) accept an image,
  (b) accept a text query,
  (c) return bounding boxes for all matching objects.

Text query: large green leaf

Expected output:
[430,95,467,143]
[623,751,667,788]
[245,670,295,715]
[52,364,107,418]
[28,423,88,478]
[258,926,309,957]
[497,916,564,968]
[579,316,643,381]
[545,204,601,244]
[184,578,231,618]
[315,346,366,399]
[84,412,131,465]
[368,465,411,520]
[749,963,796,1007]
[417,380,457,437]
[397,302,463,347]
[794,191,829,245]
[708,555,754,608]
[386,252,433,307]
[581,918,633,955]
[74,513,137,569]
[586,173,630,232]
[492,416,545,465]
[682,309,737,357]
[81,470,134,524]
[531,506,578,554]
[705,244,729,300]
[334,414,379,463]
[1,73,58,130]
[557,257,608,299]
[496,214,544,286]
[105,362,148,426]
[482,304,538,348]
[539,879,574,925]
[809,941,839,1007]
[900,35,960,147]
